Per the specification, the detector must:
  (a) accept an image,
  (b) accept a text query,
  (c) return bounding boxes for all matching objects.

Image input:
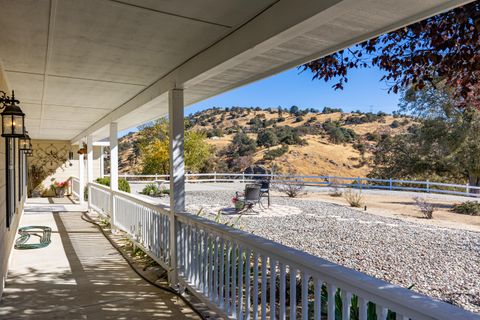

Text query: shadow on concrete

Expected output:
[0,212,198,319]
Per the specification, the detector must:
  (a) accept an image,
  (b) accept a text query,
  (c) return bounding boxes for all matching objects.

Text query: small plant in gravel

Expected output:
[451,201,480,216]
[141,183,168,197]
[344,189,363,207]
[413,196,436,219]
[329,178,343,197]
[275,179,305,198]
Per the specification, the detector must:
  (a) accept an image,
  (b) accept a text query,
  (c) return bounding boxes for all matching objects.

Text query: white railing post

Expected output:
[389,178,393,190]
[100,146,105,178]
[110,122,119,229]
[87,135,94,211]
[466,183,470,194]
[168,88,185,287]
[426,180,430,193]
[214,171,217,183]
[78,153,85,204]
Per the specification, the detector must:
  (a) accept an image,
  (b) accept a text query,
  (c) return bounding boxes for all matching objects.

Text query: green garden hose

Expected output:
[14,226,52,250]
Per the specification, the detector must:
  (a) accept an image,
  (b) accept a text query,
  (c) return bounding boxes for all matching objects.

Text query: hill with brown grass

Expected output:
[118,107,413,176]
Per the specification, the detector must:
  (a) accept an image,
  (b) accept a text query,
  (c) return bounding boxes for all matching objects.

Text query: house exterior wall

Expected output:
[28,140,102,196]
[0,65,26,300]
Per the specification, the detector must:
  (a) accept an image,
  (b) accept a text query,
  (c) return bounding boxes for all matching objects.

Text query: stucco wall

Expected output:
[29,140,103,196]
[0,65,25,300]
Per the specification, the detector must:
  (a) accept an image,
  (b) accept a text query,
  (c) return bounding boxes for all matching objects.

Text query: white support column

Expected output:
[78,153,85,204]
[87,135,93,210]
[100,146,105,178]
[168,88,185,286]
[110,122,118,227]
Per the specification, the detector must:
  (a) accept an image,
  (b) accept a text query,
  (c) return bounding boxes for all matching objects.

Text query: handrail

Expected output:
[86,181,480,319]
[174,211,476,320]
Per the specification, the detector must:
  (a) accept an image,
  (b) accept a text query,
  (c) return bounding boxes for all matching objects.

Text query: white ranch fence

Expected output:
[87,180,479,320]
[116,173,480,198]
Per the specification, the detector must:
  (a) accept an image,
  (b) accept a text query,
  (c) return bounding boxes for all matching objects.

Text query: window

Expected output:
[6,138,15,228]
[18,148,23,201]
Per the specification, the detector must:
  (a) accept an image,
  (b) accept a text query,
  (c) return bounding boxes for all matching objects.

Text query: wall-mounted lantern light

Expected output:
[19,131,32,151]
[0,90,25,138]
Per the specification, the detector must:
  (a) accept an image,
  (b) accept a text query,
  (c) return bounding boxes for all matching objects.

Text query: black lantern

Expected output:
[0,90,25,138]
[19,131,31,151]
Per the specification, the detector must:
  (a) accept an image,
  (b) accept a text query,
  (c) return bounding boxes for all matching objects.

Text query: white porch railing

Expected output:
[116,173,480,198]
[87,181,479,320]
[89,182,111,217]
[71,177,80,199]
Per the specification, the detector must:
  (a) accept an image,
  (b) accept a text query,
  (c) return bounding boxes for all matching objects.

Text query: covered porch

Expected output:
[1,0,479,319]
[0,199,200,319]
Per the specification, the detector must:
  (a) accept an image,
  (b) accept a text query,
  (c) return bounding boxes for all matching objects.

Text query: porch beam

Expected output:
[168,88,185,286]
[70,0,470,145]
[93,141,110,147]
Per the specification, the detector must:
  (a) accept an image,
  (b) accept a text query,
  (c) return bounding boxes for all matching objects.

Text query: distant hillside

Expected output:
[118,107,413,176]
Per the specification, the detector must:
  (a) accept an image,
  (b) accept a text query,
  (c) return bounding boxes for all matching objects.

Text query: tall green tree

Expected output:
[370,85,480,188]
[140,121,213,174]
[257,129,279,148]
[226,131,257,157]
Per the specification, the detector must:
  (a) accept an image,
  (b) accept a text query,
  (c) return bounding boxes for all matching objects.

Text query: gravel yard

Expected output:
[179,190,480,314]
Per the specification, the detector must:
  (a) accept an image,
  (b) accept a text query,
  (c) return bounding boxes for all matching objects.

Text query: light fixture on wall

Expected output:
[19,131,32,151]
[0,90,25,138]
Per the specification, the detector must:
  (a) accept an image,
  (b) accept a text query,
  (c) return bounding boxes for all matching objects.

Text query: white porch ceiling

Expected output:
[0,0,473,142]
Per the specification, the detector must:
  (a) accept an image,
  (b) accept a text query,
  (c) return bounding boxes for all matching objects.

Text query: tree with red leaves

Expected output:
[303,1,480,109]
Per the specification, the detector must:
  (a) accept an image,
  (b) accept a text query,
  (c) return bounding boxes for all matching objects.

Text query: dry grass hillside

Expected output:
[118,107,413,176]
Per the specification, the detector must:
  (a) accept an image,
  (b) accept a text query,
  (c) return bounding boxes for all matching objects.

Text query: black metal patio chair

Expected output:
[259,180,270,208]
[236,184,263,212]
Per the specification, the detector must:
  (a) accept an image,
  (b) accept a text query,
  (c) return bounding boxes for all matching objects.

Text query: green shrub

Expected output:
[322,107,343,114]
[452,201,480,216]
[323,121,357,144]
[96,177,131,193]
[390,120,400,128]
[141,183,168,197]
[257,129,279,148]
[294,116,304,123]
[264,145,288,160]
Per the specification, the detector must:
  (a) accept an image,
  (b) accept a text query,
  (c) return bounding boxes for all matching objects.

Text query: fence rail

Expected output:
[86,181,479,320]
[115,173,480,198]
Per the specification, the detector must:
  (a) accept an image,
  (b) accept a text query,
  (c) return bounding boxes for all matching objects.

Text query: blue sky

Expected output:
[121,65,400,136]
[185,66,400,115]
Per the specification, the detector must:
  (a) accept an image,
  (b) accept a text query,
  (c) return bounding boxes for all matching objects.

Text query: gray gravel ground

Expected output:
[178,190,480,314]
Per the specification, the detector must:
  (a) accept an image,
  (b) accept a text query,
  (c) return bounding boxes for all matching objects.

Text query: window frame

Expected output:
[6,138,16,228]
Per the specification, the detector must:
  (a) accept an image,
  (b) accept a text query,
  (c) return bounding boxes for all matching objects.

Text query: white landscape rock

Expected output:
[184,190,480,314]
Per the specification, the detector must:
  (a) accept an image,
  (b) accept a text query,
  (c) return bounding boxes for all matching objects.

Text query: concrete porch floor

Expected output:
[0,200,200,319]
